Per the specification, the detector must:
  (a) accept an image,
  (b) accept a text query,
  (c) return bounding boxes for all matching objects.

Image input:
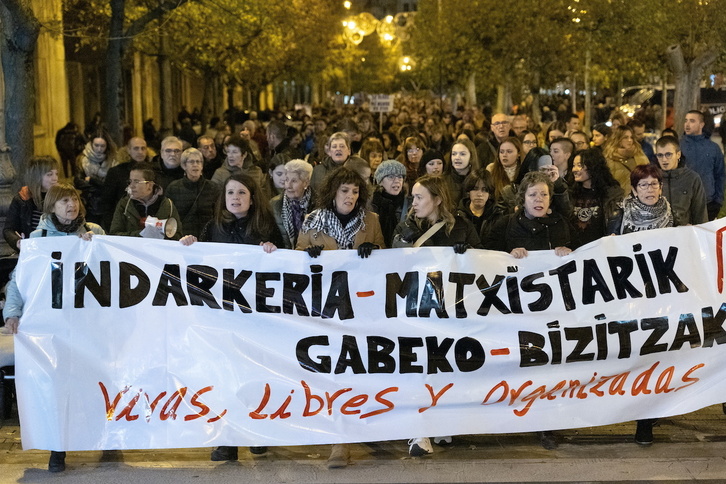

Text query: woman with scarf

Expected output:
[76,131,117,224]
[271,159,314,249]
[371,160,409,248]
[608,163,673,235]
[607,163,672,446]
[4,156,60,252]
[295,166,385,469]
[180,172,282,461]
[4,183,104,472]
[110,162,182,239]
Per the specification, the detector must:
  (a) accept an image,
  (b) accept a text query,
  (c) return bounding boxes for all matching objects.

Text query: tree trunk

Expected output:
[666,43,718,132]
[200,72,213,133]
[584,45,591,131]
[105,0,125,145]
[0,0,39,179]
[0,26,19,255]
[466,72,476,108]
[158,33,173,134]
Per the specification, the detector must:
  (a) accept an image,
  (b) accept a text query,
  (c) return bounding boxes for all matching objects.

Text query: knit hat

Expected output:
[374,160,406,184]
[420,149,444,166]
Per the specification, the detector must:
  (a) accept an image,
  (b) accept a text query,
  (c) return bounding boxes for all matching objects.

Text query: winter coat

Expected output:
[5,215,104,320]
[199,215,283,247]
[295,210,385,251]
[310,156,365,192]
[661,165,708,226]
[680,133,725,205]
[3,187,41,253]
[110,194,182,239]
[166,177,220,238]
[211,161,264,188]
[392,213,482,249]
[606,152,649,195]
[483,211,572,253]
[370,188,410,248]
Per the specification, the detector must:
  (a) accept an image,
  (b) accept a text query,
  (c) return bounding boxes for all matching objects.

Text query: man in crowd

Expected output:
[680,110,725,220]
[478,113,513,168]
[153,136,185,190]
[101,137,151,230]
[198,135,223,180]
[628,119,655,163]
[550,137,575,179]
[565,113,582,134]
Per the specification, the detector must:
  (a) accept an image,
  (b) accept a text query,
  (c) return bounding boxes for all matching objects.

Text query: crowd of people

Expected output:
[3,97,725,472]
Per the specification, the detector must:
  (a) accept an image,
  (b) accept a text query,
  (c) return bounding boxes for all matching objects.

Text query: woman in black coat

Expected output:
[483,171,573,258]
[179,172,282,460]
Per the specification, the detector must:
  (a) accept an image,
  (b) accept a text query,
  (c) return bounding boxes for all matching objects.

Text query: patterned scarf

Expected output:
[51,213,85,234]
[621,194,673,233]
[282,187,312,246]
[301,207,366,249]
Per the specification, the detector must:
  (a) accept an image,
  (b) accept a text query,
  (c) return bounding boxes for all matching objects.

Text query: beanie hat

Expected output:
[420,149,444,166]
[374,160,407,184]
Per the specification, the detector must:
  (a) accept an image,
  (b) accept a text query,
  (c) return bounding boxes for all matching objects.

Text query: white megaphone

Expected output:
[141,216,178,239]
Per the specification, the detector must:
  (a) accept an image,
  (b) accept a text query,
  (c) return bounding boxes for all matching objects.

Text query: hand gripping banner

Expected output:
[12,220,726,451]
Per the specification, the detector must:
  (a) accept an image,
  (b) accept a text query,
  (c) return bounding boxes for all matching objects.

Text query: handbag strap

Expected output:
[413,221,445,248]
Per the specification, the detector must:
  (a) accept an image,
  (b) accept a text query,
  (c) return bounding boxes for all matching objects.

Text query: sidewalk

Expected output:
[3,404,726,483]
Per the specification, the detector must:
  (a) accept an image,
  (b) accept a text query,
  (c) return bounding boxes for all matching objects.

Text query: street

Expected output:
[2,404,726,483]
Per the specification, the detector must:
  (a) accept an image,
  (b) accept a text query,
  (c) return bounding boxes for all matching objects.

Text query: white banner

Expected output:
[13,220,726,451]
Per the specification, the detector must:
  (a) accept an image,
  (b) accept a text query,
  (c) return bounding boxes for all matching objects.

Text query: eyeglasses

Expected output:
[407,148,421,155]
[522,140,537,145]
[637,181,660,190]
[492,121,510,127]
[127,180,152,186]
[385,174,404,180]
[655,152,676,160]
[164,149,182,155]
[185,159,204,165]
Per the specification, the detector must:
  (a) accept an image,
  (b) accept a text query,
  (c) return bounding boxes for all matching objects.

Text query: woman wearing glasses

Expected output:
[110,162,183,239]
[653,136,707,226]
[608,163,672,235]
[400,136,427,188]
[606,163,673,446]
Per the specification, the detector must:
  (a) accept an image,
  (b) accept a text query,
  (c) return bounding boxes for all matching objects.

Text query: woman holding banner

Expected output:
[482,171,572,450]
[4,183,104,472]
[391,174,480,457]
[607,163,673,445]
[180,172,282,461]
[296,166,385,468]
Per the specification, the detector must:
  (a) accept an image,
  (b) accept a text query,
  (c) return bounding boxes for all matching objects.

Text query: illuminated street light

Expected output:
[343,1,351,9]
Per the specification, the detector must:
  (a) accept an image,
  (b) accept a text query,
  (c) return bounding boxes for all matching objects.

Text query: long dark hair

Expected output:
[315,166,369,213]
[570,148,620,201]
[214,173,276,239]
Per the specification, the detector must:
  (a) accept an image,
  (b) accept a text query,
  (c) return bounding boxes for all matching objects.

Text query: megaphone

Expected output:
[142,216,178,239]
